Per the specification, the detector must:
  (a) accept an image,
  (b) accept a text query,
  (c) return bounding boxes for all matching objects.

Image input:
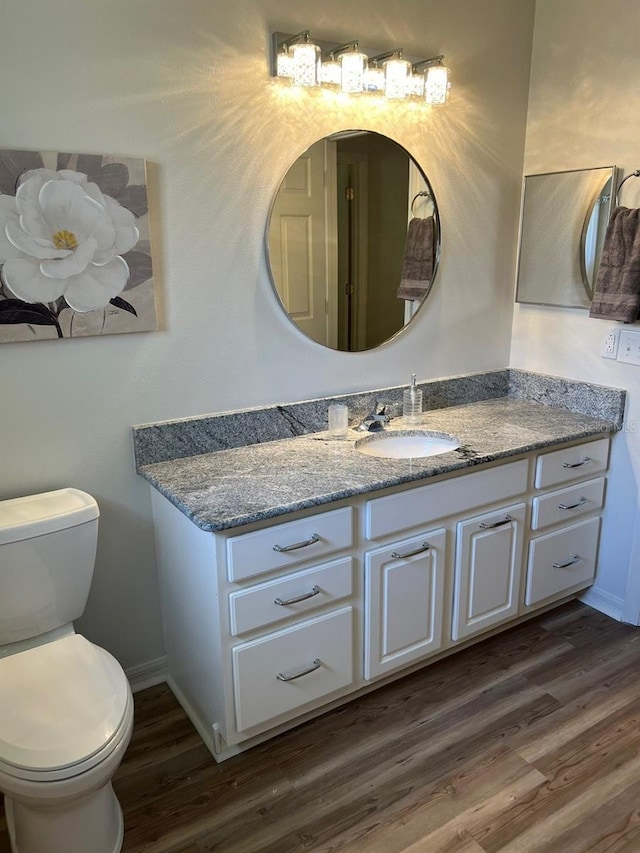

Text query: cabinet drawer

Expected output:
[534,438,609,489]
[229,556,353,636]
[531,477,605,531]
[526,517,601,606]
[365,459,528,540]
[227,507,353,582]
[232,606,354,732]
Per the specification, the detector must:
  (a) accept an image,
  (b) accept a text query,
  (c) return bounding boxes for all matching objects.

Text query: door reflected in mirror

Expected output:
[515,166,617,309]
[266,131,440,351]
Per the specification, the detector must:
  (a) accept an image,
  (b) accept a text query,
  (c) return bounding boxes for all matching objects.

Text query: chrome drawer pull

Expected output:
[553,554,581,569]
[479,514,512,530]
[562,457,592,469]
[276,658,322,682]
[558,497,588,511]
[273,533,320,553]
[274,585,321,606]
[391,542,431,559]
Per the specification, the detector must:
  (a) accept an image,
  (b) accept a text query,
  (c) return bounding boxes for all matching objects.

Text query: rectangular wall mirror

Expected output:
[515,166,617,309]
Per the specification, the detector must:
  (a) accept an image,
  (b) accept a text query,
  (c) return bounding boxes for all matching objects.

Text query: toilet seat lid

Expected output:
[0,634,130,773]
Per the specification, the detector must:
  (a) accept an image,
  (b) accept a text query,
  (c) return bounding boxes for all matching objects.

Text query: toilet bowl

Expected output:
[0,634,134,853]
[0,489,134,853]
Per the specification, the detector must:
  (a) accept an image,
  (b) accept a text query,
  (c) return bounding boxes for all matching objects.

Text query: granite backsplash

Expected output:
[132,369,626,470]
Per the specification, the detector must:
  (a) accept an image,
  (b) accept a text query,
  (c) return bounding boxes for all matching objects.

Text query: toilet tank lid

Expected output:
[0,488,99,546]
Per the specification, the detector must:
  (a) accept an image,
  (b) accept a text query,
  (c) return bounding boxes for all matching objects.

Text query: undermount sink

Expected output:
[355,430,460,459]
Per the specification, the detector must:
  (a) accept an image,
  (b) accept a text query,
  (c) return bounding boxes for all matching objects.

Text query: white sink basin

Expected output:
[355,431,460,459]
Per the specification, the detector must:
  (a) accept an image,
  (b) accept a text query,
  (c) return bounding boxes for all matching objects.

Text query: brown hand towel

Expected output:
[397,216,435,301]
[589,206,640,322]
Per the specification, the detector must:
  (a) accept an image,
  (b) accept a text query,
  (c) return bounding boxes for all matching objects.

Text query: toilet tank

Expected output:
[0,488,99,646]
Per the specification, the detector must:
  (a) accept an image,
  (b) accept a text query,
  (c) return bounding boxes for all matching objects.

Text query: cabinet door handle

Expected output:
[273,533,320,553]
[274,585,321,606]
[479,514,512,530]
[558,497,588,510]
[391,542,431,559]
[553,553,581,569]
[276,658,322,682]
[562,457,592,469]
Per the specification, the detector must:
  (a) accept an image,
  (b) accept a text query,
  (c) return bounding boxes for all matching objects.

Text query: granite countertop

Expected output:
[139,397,616,532]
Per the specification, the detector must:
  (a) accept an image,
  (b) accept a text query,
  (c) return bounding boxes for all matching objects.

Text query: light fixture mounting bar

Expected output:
[411,54,445,72]
[326,40,359,59]
[368,49,404,65]
[270,32,436,77]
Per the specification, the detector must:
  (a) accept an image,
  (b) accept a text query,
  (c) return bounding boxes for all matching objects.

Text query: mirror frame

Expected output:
[265,129,441,351]
[515,165,617,309]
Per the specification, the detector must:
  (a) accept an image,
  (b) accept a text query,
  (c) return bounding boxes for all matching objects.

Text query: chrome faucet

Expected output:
[356,399,396,432]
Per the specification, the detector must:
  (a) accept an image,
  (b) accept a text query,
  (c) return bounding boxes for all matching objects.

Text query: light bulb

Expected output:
[276,47,293,79]
[406,72,425,99]
[384,56,411,99]
[290,41,320,87]
[364,64,385,93]
[320,57,341,88]
[425,63,450,105]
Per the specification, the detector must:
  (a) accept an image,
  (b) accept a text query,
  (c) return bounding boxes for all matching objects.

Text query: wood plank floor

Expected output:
[3,602,640,852]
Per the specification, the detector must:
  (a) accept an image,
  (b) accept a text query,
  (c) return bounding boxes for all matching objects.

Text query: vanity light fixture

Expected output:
[364,61,385,93]
[271,31,451,107]
[275,43,294,79]
[406,69,426,99]
[275,30,321,87]
[336,42,368,94]
[380,51,412,100]
[320,53,342,88]
[418,55,451,105]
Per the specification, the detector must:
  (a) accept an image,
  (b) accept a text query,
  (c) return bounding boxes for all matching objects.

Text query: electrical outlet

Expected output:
[601,329,620,359]
[617,329,640,366]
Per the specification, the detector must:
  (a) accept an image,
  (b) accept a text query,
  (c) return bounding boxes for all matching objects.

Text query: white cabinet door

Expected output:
[364,528,446,681]
[452,503,526,642]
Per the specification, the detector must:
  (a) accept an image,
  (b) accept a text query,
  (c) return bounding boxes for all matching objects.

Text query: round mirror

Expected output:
[580,175,614,301]
[266,130,440,351]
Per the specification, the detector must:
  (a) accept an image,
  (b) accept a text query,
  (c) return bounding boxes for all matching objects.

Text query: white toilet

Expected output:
[0,488,134,853]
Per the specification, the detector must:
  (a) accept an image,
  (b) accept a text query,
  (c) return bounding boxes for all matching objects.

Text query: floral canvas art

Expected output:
[0,150,157,342]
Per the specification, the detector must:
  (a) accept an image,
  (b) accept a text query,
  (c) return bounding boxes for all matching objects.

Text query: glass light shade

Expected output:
[339,51,368,94]
[290,41,320,87]
[320,58,341,88]
[406,72,425,98]
[425,63,450,105]
[276,47,294,79]
[364,64,385,92]
[384,57,411,99]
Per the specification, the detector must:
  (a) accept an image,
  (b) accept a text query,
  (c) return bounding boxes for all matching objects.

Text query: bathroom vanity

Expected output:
[135,373,624,761]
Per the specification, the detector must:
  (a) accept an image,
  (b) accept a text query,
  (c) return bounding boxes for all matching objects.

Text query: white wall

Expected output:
[0,0,535,671]
[511,0,640,616]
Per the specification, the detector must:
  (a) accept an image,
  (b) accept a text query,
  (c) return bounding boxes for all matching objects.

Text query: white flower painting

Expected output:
[0,150,157,342]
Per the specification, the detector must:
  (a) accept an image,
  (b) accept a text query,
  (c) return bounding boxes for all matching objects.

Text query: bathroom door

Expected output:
[268,140,337,347]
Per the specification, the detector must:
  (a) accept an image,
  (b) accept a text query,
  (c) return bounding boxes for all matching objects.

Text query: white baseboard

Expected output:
[578,586,625,622]
[125,655,167,693]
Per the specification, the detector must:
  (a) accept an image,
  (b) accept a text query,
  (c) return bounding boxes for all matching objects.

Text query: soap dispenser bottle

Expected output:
[403,374,423,425]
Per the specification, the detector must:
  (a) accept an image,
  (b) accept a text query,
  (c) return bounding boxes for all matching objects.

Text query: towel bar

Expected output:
[411,190,433,215]
[615,169,640,207]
